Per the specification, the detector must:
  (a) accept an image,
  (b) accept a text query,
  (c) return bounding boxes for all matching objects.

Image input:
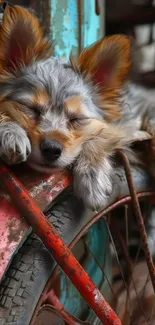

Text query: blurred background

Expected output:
[106,0,155,87]
[9,0,155,88]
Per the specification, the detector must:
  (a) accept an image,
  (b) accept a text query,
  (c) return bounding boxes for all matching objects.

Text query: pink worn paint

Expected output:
[0,163,72,280]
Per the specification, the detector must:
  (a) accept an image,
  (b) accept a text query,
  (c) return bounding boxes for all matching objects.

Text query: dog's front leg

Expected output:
[72,121,114,210]
[73,151,113,211]
[0,122,31,164]
[72,119,134,210]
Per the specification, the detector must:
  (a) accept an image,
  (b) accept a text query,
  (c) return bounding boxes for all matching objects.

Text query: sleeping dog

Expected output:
[0,4,153,209]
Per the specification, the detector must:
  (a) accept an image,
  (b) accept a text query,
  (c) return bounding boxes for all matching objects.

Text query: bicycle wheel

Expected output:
[0,165,154,325]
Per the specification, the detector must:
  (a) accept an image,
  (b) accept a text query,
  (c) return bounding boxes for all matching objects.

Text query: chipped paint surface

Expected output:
[82,0,105,48]
[0,164,71,280]
[51,0,79,58]
[0,197,29,280]
[51,0,105,58]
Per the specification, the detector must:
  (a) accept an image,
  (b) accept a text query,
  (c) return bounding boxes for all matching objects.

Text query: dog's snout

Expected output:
[40,139,63,160]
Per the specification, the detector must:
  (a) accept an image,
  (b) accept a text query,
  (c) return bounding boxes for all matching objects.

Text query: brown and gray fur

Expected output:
[0,4,154,210]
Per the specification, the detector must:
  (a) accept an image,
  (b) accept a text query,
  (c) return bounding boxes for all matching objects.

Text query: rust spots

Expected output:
[0,251,5,260]
[7,219,25,243]
[0,164,71,280]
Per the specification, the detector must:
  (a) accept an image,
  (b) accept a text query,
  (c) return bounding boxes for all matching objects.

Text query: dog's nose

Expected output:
[40,139,63,160]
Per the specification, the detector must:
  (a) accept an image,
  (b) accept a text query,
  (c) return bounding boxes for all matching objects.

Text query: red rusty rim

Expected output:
[30,190,155,325]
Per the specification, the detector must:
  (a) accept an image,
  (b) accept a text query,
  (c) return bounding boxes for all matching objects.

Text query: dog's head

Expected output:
[0,4,132,172]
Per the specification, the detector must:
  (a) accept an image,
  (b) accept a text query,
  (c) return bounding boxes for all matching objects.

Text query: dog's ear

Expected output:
[78,35,131,88]
[78,35,132,120]
[0,5,52,73]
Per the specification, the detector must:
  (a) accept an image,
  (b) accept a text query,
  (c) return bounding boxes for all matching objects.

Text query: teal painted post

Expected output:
[82,0,105,48]
[51,0,79,58]
[51,0,105,58]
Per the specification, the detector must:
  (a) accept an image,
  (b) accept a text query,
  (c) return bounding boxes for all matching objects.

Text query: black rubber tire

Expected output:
[0,166,154,325]
[0,194,88,325]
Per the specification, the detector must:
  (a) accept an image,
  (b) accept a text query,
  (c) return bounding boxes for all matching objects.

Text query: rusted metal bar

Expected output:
[119,150,155,293]
[0,162,122,325]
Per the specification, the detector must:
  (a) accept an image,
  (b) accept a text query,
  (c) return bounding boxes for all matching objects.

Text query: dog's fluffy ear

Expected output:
[78,35,132,120]
[0,5,53,72]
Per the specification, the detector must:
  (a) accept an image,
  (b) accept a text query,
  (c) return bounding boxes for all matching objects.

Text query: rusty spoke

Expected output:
[125,205,129,248]
[119,150,155,293]
[105,220,132,308]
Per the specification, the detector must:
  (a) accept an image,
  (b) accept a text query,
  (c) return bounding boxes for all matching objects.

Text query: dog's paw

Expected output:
[73,158,113,210]
[0,123,31,164]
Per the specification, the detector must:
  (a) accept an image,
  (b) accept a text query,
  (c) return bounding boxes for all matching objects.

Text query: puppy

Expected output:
[0,4,149,210]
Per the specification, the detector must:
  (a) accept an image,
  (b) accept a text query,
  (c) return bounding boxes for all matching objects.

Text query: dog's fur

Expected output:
[0,4,154,209]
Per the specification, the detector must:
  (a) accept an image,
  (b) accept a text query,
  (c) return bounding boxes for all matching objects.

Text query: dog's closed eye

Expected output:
[19,103,42,120]
[16,99,46,119]
[31,105,43,119]
[67,112,88,128]
[64,96,89,128]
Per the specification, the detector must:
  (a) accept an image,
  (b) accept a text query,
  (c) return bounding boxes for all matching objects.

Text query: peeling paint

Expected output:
[51,0,78,58]
[51,0,105,59]
[0,165,71,280]
[82,0,105,48]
